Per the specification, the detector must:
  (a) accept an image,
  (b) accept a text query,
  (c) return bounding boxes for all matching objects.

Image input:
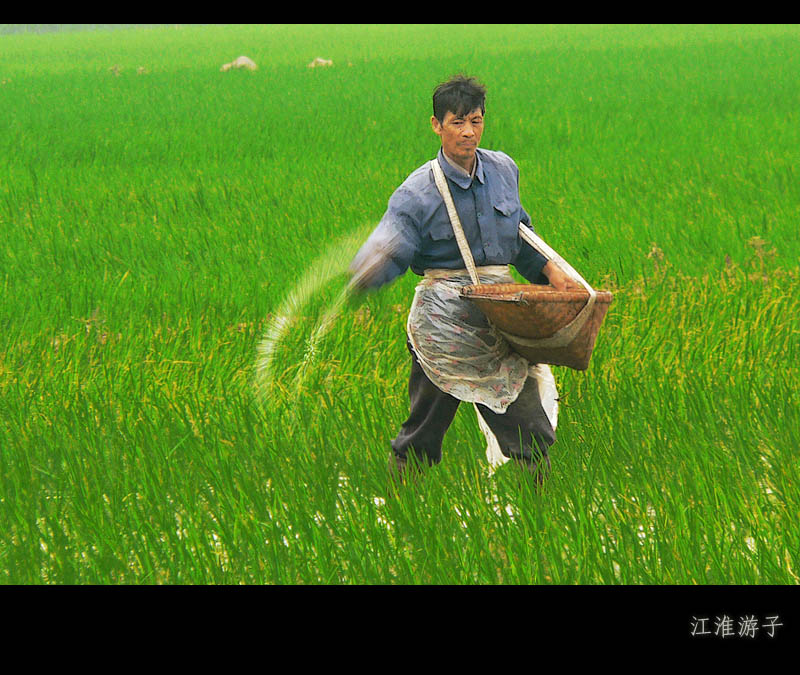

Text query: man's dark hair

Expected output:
[432,74,487,123]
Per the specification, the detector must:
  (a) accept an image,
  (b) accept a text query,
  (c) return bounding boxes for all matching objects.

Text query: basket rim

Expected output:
[461,283,614,303]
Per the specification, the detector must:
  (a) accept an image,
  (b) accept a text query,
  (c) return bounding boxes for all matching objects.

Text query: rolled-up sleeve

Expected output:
[349,186,421,291]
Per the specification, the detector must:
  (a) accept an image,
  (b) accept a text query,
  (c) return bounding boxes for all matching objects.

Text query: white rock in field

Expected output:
[307,57,333,68]
[220,56,258,72]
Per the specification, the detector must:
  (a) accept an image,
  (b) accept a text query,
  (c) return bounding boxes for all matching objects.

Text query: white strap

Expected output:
[511,224,597,348]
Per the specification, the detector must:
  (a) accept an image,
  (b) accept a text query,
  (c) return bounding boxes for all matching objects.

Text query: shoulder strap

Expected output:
[517,223,596,297]
[514,223,598,348]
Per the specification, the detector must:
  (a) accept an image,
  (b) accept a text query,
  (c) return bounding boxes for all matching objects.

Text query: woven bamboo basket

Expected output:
[461,284,614,370]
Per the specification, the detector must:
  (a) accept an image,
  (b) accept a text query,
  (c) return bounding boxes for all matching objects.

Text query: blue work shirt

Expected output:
[350,147,549,290]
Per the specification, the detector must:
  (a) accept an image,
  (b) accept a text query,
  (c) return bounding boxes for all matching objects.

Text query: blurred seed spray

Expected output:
[253,222,406,402]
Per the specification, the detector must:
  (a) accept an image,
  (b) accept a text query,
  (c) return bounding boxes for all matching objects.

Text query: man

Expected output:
[349,74,577,487]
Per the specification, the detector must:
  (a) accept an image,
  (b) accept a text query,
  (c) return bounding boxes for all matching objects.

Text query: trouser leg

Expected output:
[390,340,460,466]
[475,372,556,471]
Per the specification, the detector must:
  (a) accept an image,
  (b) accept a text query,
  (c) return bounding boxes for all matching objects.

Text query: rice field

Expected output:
[1,24,799,585]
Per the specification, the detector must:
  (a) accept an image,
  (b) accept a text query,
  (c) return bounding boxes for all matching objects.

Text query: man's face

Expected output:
[431,107,484,171]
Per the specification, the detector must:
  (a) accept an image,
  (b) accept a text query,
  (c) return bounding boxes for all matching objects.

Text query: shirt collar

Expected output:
[437,147,485,188]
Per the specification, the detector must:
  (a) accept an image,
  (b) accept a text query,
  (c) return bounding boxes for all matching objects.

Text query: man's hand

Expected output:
[542,261,582,291]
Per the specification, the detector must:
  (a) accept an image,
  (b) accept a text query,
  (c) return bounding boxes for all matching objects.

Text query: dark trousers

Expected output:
[391,340,556,469]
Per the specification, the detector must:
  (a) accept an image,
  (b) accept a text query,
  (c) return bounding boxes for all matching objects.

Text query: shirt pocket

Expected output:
[427,218,455,241]
[492,197,517,219]
[492,198,521,239]
[421,213,457,265]
[492,199,522,256]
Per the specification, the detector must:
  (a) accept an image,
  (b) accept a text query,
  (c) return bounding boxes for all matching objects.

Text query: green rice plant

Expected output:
[1,24,798,584]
